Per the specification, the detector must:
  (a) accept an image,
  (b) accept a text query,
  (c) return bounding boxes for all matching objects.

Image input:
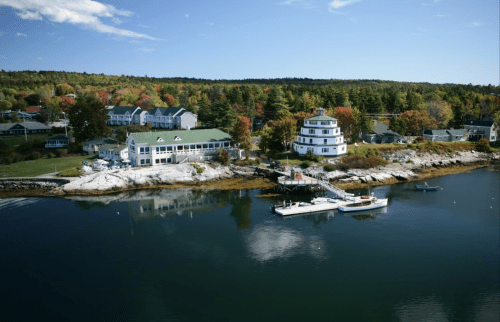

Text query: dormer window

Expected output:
[157,137,164,142]
[174,136,182,141]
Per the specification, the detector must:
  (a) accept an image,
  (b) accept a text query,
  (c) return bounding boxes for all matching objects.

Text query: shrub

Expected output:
[56,167,81,177]
[11,152,24,163]
[300,161,312,168]
[66,142,83,154]
[255,158,261,165]
[26,151,42,160]
[475,138,492,153]
[31,139,46,149]
[414,136,426,143]
[406,160,414,164]
[55,149,68,157]
[15,142,32,154]
[46,152,56,159]
[217,147,230,165]
[323,164,336,172]
[196,167,204,174]
[337,155,388,171]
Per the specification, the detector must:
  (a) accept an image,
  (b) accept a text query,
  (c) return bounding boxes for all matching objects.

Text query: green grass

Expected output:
[1,133,53,149]
[0,155,94,177]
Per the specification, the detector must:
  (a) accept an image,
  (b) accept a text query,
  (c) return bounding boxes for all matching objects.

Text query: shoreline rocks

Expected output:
[1,150,498,196]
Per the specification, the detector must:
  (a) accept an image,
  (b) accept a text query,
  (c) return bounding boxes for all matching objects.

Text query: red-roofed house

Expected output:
[26,106,41,113]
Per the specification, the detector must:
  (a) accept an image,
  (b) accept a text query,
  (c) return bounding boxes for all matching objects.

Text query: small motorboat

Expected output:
[414,182,440,191]
[337,196,388,212]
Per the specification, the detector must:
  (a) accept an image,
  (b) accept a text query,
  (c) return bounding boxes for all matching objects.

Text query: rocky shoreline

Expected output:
[0,150,498,197]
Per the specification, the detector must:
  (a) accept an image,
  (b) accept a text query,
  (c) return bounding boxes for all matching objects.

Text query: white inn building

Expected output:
[126,129,236,166]
[293,108,347,157]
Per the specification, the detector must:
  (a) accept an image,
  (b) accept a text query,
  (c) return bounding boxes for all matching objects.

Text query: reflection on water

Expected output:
[395,296,450,322]
[395,291,500,322]
[69,188,253,230]
[245,223,326,262]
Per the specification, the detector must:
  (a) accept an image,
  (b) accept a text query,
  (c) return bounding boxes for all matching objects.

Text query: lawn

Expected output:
[0,155,95,178]
[1,133,53,149]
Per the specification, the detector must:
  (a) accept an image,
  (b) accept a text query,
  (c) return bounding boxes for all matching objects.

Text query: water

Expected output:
[0,168,498,321]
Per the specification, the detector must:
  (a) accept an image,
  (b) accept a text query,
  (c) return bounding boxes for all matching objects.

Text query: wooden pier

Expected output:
[276,170,350,198]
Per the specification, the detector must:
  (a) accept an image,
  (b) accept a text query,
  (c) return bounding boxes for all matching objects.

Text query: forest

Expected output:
[1,70,499,145]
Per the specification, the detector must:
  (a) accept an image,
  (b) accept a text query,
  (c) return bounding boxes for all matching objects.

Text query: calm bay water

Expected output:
[0,168,498,321]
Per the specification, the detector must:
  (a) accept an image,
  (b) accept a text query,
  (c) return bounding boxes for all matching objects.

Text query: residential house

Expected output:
[82,137,119,155]
[463,120,498,142]
[293,108,347,156]
[107,106,147,126]
[144,107,197,130]
[423,129,467,142]
[0,121,52,137]
[45,135,74,148]
[25,106,42,114]
[98,144,128,161]
[126,129,237,166]
[363,122,402,144]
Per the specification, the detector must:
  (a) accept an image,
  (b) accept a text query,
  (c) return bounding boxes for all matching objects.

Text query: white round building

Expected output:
[293,108,347,157]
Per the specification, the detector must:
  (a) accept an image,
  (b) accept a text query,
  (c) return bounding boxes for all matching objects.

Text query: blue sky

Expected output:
[0,0,498,85]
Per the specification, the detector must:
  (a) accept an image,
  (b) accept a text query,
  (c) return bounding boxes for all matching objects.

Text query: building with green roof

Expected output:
[126,129,237,166]
[293,108,347,157]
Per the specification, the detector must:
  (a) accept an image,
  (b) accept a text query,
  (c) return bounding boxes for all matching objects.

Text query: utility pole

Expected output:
[24,112,27,142]
[62,112,67,136]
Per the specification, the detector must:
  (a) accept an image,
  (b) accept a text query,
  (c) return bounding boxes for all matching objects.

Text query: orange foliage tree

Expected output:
[399,110,436,136]
[231,115,252,151]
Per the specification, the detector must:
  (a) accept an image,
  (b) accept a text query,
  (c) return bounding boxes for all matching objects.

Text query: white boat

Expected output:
[337,196,388,212]
[272,196,362,217]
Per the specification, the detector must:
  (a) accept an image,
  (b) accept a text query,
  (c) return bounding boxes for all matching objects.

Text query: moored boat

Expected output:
[272,196,367,216]
[414,182,440,191]
[337,196,388,212]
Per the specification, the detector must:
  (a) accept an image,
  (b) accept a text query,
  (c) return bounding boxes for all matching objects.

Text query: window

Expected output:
[197,144,202,149]
[321,121,329,125]
[167,157,171,163]
[342,147,345,151]
[324,139,327,144]
[309,139,313,144]
[140,147,150,155]
[322,148,329,153]
[209,143,214,149]
[203,144,208,149]
[161,158,166,163]
[310,121,317,125]
[190,144,196,150]
[167,146,173,151]
[155,159,160,164]
[178,145,183,151]
[322,130,328,134]
[309,129,315,134]
[224,142,229,147]
[156,146,166,153]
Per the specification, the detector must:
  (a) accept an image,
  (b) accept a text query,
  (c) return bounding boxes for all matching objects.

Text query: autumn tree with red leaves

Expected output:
[231,115,252,151]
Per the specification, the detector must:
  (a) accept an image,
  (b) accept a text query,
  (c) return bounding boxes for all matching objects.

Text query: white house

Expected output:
[126,129,237,166]
[144,107,197,130]
[463,120,498,142]
[82,137,119,155]
[293,108,347,157]
[107,106,147,126]
[98,144,129,161]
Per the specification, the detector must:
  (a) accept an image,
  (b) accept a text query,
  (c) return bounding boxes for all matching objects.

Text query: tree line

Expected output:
[1,70,499,150]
